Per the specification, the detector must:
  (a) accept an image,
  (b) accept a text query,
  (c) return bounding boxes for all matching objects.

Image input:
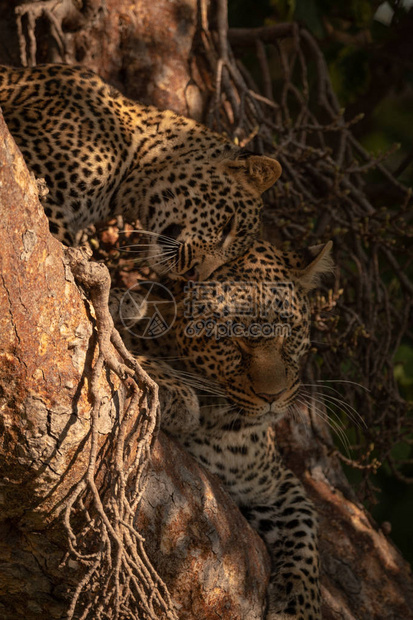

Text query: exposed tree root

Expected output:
[64,246,178,620]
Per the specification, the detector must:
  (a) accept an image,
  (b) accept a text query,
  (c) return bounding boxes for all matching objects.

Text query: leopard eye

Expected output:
[160,224,182,245]
[221,214,235,240]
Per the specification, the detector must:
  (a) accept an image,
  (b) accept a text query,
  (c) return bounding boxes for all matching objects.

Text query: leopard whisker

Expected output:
[119,243,179,254]
[301,385,366,429]
[158,256,180,275]
[118,229,182,246]
[182,385,227,397]
[166,369,227,396]
[147,256,178,269]
[135,355,191,362]
[163,257,180,271]
[144,254,180,271]
[170,368,222,387]
[299,392,353,452]
[199,403,236,412]
[305,392,357,431]
[296,396,352,457]
[120,251,178,264]
[150,253,179,273]
[195,395,229,399]
[202,394,232,400]
[313,392,366,430]
[314,379,370,391]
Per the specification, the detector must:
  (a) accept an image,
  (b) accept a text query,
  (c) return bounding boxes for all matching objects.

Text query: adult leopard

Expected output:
[114,238,333,619]
[0,64,281,281]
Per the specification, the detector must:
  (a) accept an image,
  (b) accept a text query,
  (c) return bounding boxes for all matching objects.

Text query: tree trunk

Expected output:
[1,1,413,619]
[0,0,204,119]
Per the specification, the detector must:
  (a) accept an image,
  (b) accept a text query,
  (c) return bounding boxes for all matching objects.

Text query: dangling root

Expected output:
[64,245,178,620]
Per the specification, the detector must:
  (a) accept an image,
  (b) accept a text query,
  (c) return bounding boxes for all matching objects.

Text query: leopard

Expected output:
[113,238,333,619]
[0,63,282,281]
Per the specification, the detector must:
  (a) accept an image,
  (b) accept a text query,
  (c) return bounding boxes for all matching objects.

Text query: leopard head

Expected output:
[174,240,333,419]
[134,151,282,281]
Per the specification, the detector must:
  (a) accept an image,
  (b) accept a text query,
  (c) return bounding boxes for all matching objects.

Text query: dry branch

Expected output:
[62,246,179,620]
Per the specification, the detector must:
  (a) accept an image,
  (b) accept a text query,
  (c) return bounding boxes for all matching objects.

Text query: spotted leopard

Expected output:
[121,239,333,619]
[0,64,281,281]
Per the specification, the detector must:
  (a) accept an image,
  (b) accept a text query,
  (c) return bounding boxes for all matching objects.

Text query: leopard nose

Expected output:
[256,389,287,403]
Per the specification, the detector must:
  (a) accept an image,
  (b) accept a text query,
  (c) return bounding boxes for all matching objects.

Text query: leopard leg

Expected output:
[34,185,78,245]
[43,201,74,245]
[242,469,321,620]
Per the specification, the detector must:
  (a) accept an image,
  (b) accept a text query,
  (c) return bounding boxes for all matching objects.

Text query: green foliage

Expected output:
[291,0,325,37]
[394,344,413,401]
[328,47,369,105]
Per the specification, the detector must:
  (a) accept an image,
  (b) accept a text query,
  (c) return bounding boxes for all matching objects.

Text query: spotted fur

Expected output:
[132,239,333,619]
[0,64,281,280]
[109,287,147,331]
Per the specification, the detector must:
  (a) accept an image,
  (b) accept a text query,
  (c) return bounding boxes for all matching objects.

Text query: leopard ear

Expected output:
[222,155,282,194]
[293,241,334,291]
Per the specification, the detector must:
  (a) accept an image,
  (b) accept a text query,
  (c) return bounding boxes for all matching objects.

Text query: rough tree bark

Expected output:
[1,1,413,619]
[0,0,204,118]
